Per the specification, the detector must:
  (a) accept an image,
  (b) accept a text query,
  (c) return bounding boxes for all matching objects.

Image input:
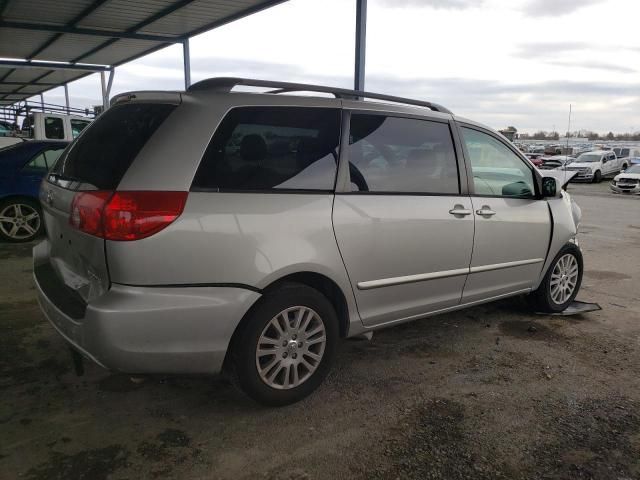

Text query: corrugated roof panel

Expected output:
[78,0,180,32]
[37,70,91,84]
[3,0,89,25]
[140,0,261,36]
[79,39,165,65]
[0,0,285,106]
[0,28,55,59]
[4,68,54,83]
[2,94,31,101]
[15,84,51,95]
[32,33,112,62]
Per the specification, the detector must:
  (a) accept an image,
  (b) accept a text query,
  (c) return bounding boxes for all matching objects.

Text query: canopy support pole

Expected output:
[64,84,70,114]
[183,38,191,89]
[106,68,114,100]
[100,71,108,110]
[354,0,367,92]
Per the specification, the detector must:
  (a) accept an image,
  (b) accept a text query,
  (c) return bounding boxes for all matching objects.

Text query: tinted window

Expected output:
[44,117,64,139]
[0,121,11,136]
[461,127,535,197]
[43,147,65,166]
[51,103,175,190]
[71,119,91,138]
[25,152,48,170]
[24,147,65,171]
[193,107,340,191]
[348,115,459,194]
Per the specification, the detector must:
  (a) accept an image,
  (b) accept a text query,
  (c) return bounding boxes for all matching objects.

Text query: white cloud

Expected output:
[32,0,640,134]
[522,0,604,16]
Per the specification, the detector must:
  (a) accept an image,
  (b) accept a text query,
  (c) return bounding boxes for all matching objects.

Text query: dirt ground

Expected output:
[1,182,639,480]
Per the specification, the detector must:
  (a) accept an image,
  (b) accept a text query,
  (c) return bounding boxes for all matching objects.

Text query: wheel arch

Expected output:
[222,271,355,375]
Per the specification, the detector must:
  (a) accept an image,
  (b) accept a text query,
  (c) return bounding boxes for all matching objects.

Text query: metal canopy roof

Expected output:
[0,0,286,106]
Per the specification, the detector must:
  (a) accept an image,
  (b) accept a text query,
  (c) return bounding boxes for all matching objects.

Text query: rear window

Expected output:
[45,117,64,139]
[71,119,91,138]
[51,103,175,190]
[192,107,340,191]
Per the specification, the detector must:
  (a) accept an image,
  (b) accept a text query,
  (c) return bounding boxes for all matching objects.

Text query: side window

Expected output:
[71,119,90,138]
[193,107,340,191]
[347,114,459,194]
[24,152,48,171]
[461,127,536,198]
[0,122,11,137]
[44,117,64,139]
[43,147,65,166]
[23,147,65,172]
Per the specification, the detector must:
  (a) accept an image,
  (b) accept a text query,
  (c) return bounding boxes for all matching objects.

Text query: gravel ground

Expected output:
[1,181,639,480]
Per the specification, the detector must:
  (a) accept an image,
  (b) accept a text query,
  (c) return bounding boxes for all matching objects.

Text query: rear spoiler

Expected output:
[110,91,182,108]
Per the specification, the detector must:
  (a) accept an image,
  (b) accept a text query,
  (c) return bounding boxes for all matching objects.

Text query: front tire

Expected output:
[230,283,338,406]
[529,243,583,313]
[0,198,43,243]
[593,170,602,183]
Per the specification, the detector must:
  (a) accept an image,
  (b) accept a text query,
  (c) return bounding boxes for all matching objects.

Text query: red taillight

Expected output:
[70,191,112,236]
[70,191,187,241]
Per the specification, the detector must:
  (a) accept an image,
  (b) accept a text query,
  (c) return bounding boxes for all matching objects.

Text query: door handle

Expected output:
[476,206,496,217]
[449,205,472,216]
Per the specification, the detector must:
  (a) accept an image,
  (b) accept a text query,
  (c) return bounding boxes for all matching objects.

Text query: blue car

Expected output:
[0,140,68,242]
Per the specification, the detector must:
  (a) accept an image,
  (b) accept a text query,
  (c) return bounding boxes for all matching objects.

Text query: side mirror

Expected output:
[541,177,557,197]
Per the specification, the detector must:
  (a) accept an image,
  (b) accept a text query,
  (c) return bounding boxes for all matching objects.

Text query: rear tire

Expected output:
[230,283,338,406]
[593,170,602,183]
[528,243,583,313]
[0,198,43,243]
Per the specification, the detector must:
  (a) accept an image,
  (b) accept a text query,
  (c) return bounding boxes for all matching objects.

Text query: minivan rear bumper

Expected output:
[33,241,261,375]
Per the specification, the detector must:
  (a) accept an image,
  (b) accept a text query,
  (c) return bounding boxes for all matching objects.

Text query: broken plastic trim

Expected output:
[536,300,602,316]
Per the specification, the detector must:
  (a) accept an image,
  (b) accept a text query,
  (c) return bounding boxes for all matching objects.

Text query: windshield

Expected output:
[576,153,602,163]
[624,165,640,174]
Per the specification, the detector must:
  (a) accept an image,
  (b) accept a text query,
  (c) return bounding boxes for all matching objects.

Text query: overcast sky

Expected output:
[40,0,640,134]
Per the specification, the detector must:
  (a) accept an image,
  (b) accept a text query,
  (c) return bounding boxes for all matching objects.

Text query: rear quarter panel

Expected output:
[106,193,363,333]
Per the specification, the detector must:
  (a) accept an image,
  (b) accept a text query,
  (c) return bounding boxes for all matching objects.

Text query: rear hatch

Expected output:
[41,101,177,305]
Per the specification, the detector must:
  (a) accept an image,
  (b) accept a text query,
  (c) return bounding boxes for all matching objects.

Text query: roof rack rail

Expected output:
[187,77,452,115]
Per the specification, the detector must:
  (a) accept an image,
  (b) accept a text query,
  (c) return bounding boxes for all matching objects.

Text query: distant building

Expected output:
[499,127,518,142]
[557,137,589,144]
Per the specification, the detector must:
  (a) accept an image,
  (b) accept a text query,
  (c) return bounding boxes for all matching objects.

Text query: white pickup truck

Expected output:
[564,150,627,183]
[0,112,92,149]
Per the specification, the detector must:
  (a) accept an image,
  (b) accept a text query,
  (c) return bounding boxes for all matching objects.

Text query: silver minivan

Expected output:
[34,78,583,405]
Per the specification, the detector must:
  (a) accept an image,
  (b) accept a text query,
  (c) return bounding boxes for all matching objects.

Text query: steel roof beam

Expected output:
[0,81,59,86]
[0,60,109,71]
[72,0,199,64]
[1,21,181,43]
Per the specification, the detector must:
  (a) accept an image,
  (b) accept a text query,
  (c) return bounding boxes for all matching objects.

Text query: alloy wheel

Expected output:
[0,203,41,241]
[255,306,326,390]
[550,253,579,305]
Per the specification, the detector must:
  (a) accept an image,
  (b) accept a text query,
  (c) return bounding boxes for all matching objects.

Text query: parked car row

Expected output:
[611,164,640,195]
[0,140,69,242]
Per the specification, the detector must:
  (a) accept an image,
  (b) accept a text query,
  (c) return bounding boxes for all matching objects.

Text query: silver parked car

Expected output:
[34,78,583,405]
